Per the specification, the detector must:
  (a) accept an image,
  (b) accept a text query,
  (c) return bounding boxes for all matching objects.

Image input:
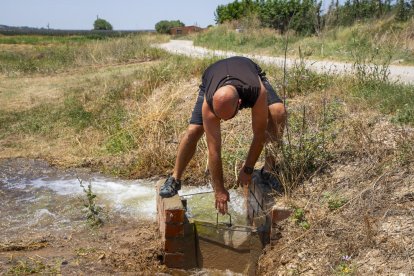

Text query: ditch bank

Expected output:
[0,158,291,274]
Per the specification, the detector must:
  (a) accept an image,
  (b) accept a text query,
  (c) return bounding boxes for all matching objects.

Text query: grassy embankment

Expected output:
[0,33,219,178]
[193,17,414,65]
[0,27,413,274]
[0,30,413,180]
[190,21,413,275]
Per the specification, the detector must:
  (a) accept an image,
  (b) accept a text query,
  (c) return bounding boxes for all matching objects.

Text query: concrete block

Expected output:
[270,207,291,244]
[250,171,274,213]
[248,171,283,247]
[162,194,184,211]
[247,200,257,224]
[164,222,196,253]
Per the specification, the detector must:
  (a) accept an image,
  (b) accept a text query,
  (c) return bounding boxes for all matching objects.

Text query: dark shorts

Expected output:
[189,79,283,125]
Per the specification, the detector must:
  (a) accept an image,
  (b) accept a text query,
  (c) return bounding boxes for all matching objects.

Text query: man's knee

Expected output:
[272,103,287,118]
[185,124,204,141]
[269,103,286,123]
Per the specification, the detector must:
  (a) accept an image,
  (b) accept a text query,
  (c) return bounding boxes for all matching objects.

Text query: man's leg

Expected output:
[160,124,204,197]
[173,124,205,180]
[160,87,205,198]
[264,102,286,171]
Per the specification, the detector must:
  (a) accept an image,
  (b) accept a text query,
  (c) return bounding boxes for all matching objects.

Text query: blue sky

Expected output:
[1,0,235,30]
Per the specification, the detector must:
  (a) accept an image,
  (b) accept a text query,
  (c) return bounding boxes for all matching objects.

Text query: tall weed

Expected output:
[287,47,331,96]
[350,31,393,84]
[193,20,414,65]
[350,32,414,125]
[269,99,342,194]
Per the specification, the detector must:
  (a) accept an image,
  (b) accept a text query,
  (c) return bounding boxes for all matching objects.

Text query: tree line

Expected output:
[215,0,414,35]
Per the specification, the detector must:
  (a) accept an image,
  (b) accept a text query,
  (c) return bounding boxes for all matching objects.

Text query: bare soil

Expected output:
[0,218,166,275]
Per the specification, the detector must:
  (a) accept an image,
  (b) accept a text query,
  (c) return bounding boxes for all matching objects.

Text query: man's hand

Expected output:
[215,188,230,215]
[238,168,252,187]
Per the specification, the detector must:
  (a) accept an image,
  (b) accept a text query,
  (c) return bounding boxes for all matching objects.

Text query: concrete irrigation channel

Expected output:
[156,40,414,85]
[156,171,292,275]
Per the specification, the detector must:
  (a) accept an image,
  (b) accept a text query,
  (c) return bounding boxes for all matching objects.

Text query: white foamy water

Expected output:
[1,157,248,229]
[4,174,247,222]
[27,175,158,218]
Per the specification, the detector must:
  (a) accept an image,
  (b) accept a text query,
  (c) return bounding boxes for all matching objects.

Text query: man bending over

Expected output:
[159,56,286,215]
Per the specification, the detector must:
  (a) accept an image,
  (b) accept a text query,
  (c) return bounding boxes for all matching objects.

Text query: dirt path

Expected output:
[157,40,414,85]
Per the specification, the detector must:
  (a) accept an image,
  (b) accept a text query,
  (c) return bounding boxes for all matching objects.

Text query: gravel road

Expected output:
[157,40,414,85]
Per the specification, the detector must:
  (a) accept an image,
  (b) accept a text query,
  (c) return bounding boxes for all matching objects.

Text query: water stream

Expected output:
[0,158,247,240]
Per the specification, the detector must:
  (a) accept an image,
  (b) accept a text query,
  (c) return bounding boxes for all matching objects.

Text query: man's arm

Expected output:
[202,98,229,214]
[238,80,268,186]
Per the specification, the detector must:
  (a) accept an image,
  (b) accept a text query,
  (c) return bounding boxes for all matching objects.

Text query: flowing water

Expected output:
[0,158,247,240]
[0,159,252,275]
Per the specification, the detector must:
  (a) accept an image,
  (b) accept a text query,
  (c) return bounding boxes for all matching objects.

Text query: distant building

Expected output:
[170,26,203,35]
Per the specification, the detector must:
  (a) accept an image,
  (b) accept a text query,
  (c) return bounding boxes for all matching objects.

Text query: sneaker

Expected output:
[159,176,181,198]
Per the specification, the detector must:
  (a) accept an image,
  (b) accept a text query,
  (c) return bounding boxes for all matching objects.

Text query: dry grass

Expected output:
[1,33,413,275]
[0,60,159,167]
[260,160,413,275]
[0,41,219,178]
[258,86,414,275]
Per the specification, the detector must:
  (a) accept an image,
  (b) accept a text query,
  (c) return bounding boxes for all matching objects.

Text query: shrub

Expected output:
[155,20,184,34]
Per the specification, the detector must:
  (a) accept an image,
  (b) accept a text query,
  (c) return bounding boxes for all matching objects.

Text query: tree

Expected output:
[155,20,185,34]
[376,0,384,18]
[215,0,259,24]
[395,0,410,21]
[93,18,113,30]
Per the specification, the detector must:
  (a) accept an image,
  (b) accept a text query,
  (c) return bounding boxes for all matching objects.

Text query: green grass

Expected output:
[0,34,98,45]
[0,105,60,136]
[194,21,414,124]
[6,258,60,274]
[353,81,414,125]
[0,41,223,177]
[0,45,75,74]
[292,207,310,230]
[0,33,168,74]
[193,20,414,65]
[194,24,300,55]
